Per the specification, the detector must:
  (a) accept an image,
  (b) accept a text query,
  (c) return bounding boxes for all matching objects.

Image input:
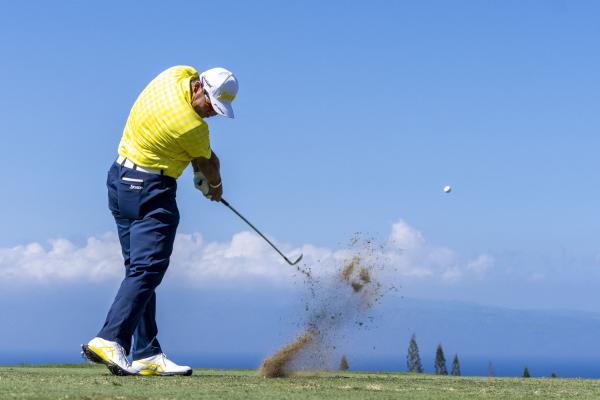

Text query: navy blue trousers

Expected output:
[98,162,179,360]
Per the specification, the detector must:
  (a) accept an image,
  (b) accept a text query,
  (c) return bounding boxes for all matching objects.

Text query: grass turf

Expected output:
[1,364,600,399]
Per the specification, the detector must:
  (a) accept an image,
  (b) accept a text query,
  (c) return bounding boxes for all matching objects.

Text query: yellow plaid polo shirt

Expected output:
[118,66,211,178]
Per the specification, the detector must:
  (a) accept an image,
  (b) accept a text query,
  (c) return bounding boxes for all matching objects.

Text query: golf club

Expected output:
[220,198,303,266]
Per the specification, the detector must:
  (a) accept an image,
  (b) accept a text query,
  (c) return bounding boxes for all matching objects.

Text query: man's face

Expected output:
[191,80,217,118]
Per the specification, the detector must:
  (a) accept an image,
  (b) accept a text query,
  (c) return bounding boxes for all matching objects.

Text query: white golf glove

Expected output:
[193,171,211,198]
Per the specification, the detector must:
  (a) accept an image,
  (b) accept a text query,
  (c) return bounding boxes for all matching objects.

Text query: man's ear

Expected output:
[192,79,201,93]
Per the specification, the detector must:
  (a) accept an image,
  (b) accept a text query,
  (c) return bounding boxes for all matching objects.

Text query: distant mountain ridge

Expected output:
[1,285,599,377]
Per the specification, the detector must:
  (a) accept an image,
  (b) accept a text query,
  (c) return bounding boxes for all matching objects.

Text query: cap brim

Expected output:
[208,94,234,118]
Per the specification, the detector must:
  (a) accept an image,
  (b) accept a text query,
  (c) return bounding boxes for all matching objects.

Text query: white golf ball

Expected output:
[443,185,452,193]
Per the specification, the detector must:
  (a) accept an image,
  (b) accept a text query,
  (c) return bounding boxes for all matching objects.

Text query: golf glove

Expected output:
[193,171,211,198]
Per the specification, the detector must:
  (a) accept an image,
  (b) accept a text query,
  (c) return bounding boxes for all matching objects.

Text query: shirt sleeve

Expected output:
[177,124,212,159]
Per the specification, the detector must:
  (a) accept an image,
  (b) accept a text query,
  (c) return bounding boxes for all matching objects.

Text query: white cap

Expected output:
[199,67,238,118]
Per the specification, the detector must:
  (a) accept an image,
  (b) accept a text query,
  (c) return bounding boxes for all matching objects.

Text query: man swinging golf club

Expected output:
[82,65,238,376]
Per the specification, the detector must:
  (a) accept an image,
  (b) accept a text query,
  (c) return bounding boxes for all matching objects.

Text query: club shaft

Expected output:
[220,198,295,264]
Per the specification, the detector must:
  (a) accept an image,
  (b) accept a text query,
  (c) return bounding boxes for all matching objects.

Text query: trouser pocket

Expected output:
[118,177,144,219]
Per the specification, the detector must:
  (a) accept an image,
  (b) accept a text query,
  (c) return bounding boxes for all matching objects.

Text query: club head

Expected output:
[287,253,303,266]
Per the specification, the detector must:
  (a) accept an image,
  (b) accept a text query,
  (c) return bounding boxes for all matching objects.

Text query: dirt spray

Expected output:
[259,234,393,377]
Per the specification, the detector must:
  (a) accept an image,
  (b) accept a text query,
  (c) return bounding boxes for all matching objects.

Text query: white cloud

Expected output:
[0,220,493,286]
[0,233,123,283]
[171,231,295,283]
[467,254,494,276]
[389,220,426,250]
[384,220,493,283]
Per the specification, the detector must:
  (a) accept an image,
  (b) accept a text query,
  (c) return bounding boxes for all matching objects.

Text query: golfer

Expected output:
[82,65,238,376]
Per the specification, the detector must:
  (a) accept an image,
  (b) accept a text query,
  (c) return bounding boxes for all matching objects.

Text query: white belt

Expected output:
[116,156,164,175]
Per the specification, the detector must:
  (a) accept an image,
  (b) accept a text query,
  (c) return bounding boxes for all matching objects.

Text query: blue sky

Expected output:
[1,1,600,371]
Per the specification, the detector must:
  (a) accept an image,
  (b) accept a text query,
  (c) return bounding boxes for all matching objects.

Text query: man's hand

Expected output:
[193,171,210,196]
[193,171,223,202]
[192,152,223,202]
[208,181,223,202]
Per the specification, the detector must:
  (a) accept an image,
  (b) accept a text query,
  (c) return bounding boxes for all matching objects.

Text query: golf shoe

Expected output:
[81,337,138,376]
[132,353,192,376]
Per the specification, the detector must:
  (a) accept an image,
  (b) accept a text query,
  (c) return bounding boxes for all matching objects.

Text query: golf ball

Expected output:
[443,185,452,193]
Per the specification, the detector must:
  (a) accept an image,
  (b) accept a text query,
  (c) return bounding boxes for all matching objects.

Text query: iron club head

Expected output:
[287,253,303,266]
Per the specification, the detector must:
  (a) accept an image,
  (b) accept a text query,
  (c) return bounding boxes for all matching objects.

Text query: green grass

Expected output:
[1,364,600,399]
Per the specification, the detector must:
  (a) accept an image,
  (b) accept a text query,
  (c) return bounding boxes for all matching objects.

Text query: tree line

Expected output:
[339,334,555,378]
[407,334,460,376]
[405,334,556,378]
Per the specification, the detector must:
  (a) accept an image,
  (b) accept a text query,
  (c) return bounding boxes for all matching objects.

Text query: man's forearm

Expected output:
[192,152,221,185]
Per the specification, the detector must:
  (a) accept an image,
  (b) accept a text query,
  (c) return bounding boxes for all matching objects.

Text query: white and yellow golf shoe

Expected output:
[81,337,138,376]
[132,353,192,376]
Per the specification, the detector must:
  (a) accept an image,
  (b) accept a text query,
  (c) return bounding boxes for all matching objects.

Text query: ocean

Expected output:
[1,352,597,379]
